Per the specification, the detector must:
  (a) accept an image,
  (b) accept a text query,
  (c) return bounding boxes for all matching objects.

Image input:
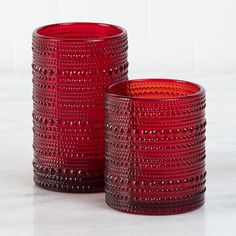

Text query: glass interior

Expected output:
[108,79,202,99]
[36,23,123,40]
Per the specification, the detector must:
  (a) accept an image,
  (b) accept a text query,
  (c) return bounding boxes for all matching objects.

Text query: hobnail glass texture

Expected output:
[105,79,206,214]
[32,22,128,192]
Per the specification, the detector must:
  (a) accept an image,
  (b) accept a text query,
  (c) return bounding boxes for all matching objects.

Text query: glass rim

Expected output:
[33,22,126,42]
[106,78,205,101]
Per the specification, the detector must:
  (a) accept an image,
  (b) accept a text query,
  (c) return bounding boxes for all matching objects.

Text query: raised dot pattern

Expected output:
[32,23,128,192]
[104,79,206,214]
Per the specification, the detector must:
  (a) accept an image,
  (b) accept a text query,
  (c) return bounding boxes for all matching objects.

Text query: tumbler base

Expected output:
[105,195,205,215]
[33,163,104,193]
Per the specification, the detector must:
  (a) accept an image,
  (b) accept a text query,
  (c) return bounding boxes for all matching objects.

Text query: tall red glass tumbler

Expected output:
[105,79,206,214]
[32,23,128,192]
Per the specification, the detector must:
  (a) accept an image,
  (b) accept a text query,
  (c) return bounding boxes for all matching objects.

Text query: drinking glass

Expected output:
[32,22,128,192]
[105,79,206,214]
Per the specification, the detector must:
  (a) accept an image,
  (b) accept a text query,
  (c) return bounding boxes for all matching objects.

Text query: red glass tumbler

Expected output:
[32,23,128,192]
[105,79,206,214]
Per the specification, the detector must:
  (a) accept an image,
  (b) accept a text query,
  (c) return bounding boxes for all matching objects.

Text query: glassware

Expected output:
[32,22,128,192]
[105,79,206,214]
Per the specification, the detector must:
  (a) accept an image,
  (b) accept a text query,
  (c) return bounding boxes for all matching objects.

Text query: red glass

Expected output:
[105,79,206,214]
[32,22,128,192]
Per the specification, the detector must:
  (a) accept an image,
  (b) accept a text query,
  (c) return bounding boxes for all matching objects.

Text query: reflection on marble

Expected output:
[0,72,236,235]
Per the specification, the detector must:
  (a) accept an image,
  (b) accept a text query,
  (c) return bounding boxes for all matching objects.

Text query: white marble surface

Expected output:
[0,72,236,236]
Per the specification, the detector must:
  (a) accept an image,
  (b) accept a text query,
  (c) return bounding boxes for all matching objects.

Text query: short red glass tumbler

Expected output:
[32,23,128,192]
[105,79,206,214]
